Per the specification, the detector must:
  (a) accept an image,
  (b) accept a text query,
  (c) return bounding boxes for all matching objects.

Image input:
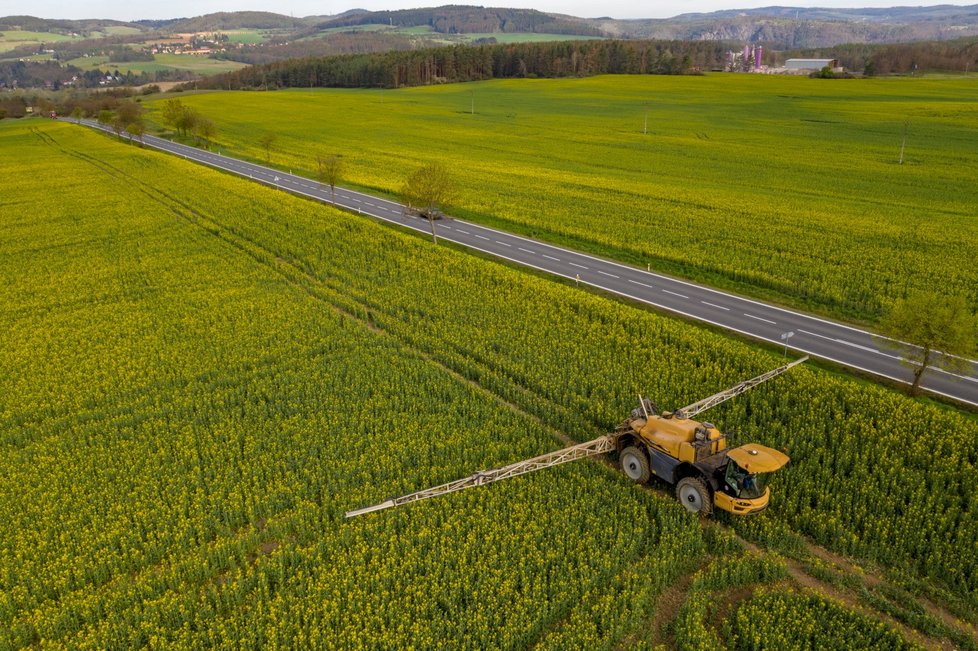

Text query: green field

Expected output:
[66,52,249,76]
[0,29,80,52]
[66,54,168,74]
[221,29,269,44]
[151,75,978,323]
[314,23,393,35]
[2,118,976,648]
[99,25,143,36]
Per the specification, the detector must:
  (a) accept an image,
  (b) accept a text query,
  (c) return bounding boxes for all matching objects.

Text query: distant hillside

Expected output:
[0,15,141,35]
[593,4,978,47]
[7,5,978,50]
[671,4,978,22]
[316,6,602,36]
[303,4,978,47]
[163,12,317,33]
[5,5,978,88]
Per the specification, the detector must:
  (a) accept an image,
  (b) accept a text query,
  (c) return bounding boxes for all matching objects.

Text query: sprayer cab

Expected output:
[711,444,790,514]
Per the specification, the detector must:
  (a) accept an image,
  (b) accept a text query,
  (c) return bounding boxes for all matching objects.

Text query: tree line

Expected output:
[212,32,418,66]
[784,36,978,74]
[194,39,727,90]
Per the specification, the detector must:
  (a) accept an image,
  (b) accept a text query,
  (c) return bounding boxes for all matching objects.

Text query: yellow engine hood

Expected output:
[728,444,789,473]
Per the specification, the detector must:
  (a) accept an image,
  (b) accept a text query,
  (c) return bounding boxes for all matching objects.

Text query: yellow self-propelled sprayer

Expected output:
[346,356,807,518]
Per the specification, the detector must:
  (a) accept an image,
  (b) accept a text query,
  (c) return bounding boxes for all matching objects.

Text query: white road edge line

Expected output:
[432,242,978,407]
[436,206,978,366]
[797,329,978,384]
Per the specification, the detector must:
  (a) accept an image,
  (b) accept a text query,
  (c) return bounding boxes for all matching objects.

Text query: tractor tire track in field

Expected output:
[36,131,976,651]
[626,559,706,650]
[725,532,971,651]
[777,558,946,650]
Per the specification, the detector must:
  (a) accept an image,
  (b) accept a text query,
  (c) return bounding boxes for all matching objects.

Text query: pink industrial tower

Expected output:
[742,44,764,69]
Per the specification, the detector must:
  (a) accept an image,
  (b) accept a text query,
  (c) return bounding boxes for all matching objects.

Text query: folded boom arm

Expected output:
[673,356,808,420]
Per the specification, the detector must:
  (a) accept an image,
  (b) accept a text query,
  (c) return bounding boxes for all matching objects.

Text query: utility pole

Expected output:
[470,90,474,115]
[899,119,908,165]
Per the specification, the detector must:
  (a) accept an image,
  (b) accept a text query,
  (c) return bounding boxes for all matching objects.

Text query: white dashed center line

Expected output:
[744,313,777,325]
[701,301,730,311]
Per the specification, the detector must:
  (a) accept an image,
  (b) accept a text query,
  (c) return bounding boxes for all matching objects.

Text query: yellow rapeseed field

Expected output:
[2,118,972,647]
[155,74,978,321]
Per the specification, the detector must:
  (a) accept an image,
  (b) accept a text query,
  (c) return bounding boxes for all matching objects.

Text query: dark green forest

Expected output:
[196,39,721,90]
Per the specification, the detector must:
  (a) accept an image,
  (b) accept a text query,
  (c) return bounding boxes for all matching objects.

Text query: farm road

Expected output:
[69,119,978,408]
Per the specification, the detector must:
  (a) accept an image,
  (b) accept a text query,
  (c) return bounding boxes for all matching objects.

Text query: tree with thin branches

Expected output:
[401,162,456,244]
[879,292,978,396]
[316,154,344,202]
[258,132,276,163]
[126,119,145,146]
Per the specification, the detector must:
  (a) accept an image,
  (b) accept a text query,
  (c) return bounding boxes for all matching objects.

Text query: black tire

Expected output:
[676,476,712,515]
[620,446,651,483]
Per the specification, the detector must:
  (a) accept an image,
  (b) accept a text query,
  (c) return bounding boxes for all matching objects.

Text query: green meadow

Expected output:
[99,25,143,36]
[220,29,269,44]
[0,27,141,54]
[154,74,978,322]
[0,29,80,52]
[66,52,248,76]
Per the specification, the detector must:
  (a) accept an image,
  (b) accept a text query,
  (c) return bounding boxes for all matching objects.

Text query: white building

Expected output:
[785,58,841,72]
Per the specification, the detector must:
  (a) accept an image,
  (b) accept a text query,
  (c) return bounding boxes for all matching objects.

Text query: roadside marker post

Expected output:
[781,331,795,358]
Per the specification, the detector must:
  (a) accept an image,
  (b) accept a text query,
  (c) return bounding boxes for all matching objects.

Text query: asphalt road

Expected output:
[70,120,978,407]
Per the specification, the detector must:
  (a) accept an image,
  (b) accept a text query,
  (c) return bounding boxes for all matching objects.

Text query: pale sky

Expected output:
[5,0,968,22]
